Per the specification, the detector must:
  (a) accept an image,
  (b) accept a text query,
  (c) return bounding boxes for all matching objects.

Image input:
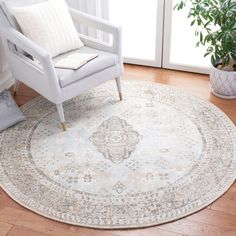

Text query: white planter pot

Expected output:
[210,66,236,99]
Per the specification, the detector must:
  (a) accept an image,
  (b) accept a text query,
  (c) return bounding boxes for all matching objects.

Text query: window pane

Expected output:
[108,0,158,60]
[169,0,210,69]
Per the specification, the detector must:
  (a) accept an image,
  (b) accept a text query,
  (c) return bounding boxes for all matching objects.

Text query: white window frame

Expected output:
[104,0,165,68]
[162,0,209,74]
[68,0,210,74]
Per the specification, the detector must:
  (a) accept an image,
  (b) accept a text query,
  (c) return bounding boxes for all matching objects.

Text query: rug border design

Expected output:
[0,80,236,229]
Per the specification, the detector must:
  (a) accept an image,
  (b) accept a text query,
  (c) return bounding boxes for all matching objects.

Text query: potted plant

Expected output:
[175,0,236,99]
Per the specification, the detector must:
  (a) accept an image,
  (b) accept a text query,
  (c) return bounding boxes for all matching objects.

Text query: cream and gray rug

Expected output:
[0,81,236,229]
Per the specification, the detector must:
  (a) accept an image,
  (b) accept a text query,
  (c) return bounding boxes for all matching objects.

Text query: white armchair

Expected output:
[0,1,123,131]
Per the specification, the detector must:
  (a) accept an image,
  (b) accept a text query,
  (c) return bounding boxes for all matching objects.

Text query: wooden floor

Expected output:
[1,64,236,236]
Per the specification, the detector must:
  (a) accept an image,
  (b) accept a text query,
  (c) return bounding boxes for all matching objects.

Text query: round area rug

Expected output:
[0,81,236,229]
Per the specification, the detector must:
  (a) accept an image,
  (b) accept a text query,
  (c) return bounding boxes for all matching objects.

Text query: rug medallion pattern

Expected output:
[0,81,235,228]
[89,116,141,163]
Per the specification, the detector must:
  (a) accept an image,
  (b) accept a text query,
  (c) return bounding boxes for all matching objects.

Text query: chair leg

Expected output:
[56,103,66,131]
[115,77,123,101]
[13,80,20,96]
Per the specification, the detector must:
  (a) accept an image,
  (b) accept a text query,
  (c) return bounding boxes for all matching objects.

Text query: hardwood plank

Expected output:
[10,83,39,98]
[111,227,184,236]
[0,189,25,211]
[158,218,236,236]
[0,207,72,236]
[12,95,36,107]
[0,222,12,236]
[222,183,236,201]
[186,209,236,229]
[211,198,236,216]
[68,227,119,236]
[0,207,117,236]
[0,207,23,225]
[6,226,51,236]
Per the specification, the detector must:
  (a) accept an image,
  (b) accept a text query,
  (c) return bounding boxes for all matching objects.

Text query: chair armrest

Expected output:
[7,29,49,61]
[4,29,61,100]
[69,8,123,63]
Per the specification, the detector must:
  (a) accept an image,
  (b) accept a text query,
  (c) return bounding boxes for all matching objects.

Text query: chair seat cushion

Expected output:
[54,46,118,88]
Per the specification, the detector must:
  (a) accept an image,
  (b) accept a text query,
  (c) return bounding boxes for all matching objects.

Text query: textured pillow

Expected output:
[0,90,25,132]
[11,0,84,57]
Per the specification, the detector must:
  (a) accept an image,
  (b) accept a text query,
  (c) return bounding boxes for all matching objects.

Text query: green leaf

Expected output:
[174,0,236,67]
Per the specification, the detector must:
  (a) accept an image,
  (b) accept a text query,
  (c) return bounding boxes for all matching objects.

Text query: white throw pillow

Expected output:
[12,0,84,57]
